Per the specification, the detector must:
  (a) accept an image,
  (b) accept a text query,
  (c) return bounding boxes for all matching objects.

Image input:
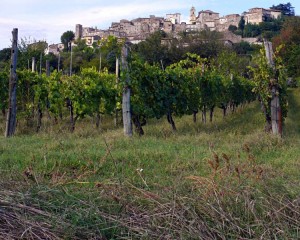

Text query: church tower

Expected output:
[75,24,83,40]
[190,6,196,24]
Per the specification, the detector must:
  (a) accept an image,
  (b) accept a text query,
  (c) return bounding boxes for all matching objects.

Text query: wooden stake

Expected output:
[264,40,282,136]
[57,53,60,71]
[70,43,73,76]
[5,28,18,137]
[114,57,119,127]
[121,43,132,137]
[46,60,50,76]
[32,57,36,72]
[39,53,42,75]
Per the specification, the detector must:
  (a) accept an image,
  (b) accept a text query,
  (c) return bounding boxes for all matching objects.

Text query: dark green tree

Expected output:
[228,25,238,32]
[243,23,261,37]
[0,48,11,62]
[270,2,295,16]
[183,30,224,58]
[17,39,48,70]
[60,31,75,52]
[0,71,9,116]
[238,16,245,37]
[44,53,59,72]
[0,48,11,69]
[132,31,169,65]
[232,41,258,55]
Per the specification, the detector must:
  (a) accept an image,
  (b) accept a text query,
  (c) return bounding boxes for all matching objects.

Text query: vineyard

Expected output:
[0,25,300,238]
[0,48,287,136]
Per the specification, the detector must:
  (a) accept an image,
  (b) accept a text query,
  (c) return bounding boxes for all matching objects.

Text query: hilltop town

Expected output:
[47,6,282,53]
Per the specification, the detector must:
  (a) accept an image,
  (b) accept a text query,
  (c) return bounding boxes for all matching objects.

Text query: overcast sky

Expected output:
[0,0,299,49]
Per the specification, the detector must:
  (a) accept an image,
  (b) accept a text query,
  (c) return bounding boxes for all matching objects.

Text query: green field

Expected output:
[0,88,299,239]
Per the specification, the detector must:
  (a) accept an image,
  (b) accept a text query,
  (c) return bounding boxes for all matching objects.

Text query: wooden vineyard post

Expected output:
[121,43,132,137]
[115,57,119,127]
[46,60,50,76]
[70,42,73,76]
[45,60,51,120]
[32,57,36,72]
[39,53,42,75]
[264,40,282,136]
[57,53,60,71]
[5,28,18,137]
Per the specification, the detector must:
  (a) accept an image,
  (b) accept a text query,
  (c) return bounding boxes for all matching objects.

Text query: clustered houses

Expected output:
[47,6,282,54]
[45,43,64,55]
[75,14,187,46]
[75,24,126,45]
[243,8,282,24]
[188,7,282,32]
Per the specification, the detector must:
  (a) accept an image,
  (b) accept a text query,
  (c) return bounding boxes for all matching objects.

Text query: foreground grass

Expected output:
[0,88,299,239]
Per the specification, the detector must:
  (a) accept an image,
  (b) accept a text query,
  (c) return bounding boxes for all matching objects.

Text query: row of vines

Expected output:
[0,49,287,135]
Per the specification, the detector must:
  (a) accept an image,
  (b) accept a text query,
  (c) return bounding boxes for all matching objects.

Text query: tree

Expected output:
[0,48,11,68]
[0,71,9,116]
[232,41,258,55]
[17,38,48,70]
[228,25,237,32]
[270,2,295,16]
[238,16,245,37]
[273,16,300,77]
[44,53,59,72]
[61,31,75,52]
[243,23,261,37]
[98,36,123,72]
[132,31,169,65]
[59,36,122,74]
[183,30,224,59]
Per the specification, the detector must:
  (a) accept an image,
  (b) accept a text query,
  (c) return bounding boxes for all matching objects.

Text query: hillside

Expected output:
[0,87,299,239]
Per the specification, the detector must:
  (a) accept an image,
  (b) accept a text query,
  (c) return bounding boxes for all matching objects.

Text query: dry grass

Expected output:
[0,149,299,239]
[0,188,63,240]
[102,150,300,239]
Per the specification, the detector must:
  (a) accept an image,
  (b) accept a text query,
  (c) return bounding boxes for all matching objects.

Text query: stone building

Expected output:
[75,23,127,46]
[74,6,281,47]
[243,8,281,24]
[189,8,240,32]
[188,8,239,32]
[188,6,281,33]
[197,10,220,30]
[173,22,187,34]
[77,14,185,44]
[46,43,64,55]
[216,14,241,32]
[108,15,165,40]
[163,20,173,33]
[186,8,220,32]
[75,24,83,39]
[166,13,181,24]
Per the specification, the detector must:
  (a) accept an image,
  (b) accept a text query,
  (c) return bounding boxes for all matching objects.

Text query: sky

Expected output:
[0,0,299,49]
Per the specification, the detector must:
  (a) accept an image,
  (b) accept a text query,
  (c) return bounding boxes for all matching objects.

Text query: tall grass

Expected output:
[0,89,299,239]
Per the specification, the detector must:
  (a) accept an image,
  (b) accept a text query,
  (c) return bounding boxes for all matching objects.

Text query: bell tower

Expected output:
[190,6,196,24]
[75,24,83,40]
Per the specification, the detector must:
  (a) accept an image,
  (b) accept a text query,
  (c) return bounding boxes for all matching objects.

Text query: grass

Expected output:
[0,88,300,239]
